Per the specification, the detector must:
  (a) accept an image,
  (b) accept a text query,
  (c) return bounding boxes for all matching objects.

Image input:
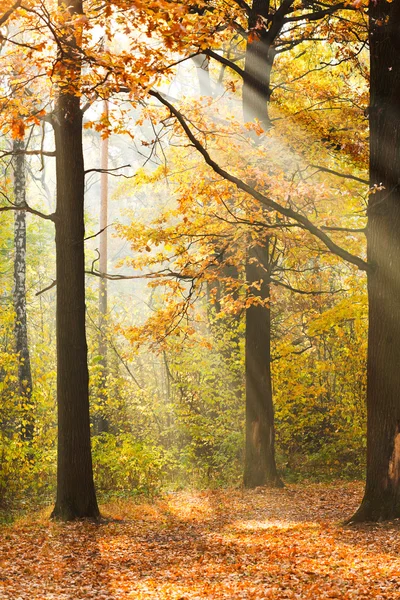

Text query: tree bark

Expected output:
[51,0,99,521]
[13,137,34,441]
[95,99,110,435]
[242,0,282,488]
[242,0,274,128]
[350,0,400,522]
[244,238,282,487]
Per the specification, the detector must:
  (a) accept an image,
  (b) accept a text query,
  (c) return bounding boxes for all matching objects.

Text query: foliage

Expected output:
[273,287,367,480]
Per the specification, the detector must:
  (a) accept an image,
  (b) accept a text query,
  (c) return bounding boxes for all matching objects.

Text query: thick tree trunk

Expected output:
[51,0,99,521]
[350,0,400,522]
[244,238,282,488]
[242,0,282,488]
[13,137,34,441]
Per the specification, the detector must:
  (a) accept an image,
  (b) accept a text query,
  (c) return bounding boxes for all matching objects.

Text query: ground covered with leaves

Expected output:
[1,483,399,599]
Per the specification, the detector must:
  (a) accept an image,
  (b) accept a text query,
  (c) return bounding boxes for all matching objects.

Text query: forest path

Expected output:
[1,483,399,599]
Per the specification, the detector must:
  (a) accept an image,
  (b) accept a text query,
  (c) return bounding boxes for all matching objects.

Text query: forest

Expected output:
[0,0,400,597]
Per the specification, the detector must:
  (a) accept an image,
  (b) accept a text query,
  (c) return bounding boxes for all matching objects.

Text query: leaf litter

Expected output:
[1,482,400,599]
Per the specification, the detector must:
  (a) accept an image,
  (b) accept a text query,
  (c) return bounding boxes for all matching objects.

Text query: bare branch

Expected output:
[86,268,194,282]
[321,225,365,233]
[84,224,113,242]
[84,164,132,177]
[0,149,56,159]
[0,197,55,221]
[310,164,369,185]
[270,278,345,295]
[271,344,313,362]
[35,279,56,296]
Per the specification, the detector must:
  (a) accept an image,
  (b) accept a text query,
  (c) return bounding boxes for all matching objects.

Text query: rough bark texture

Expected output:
[242,0,282,488]
[244,238,282,488]
[13,137,34,441]
[51,0,99,521]
[350,0,400,522]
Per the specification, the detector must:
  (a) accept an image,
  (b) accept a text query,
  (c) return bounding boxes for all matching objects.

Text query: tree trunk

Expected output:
[350,0,400,522]
[13,137,34,441]
[95,99,109,435]
[244,238,282,487]
[242,0,274,128]
[51,0,99,521]
[242,0,282,488]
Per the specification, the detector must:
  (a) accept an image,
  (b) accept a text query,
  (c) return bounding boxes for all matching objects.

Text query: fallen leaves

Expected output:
[1,483,400,599]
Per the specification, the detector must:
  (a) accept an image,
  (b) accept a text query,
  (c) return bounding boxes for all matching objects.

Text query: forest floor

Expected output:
[0,482,400,599]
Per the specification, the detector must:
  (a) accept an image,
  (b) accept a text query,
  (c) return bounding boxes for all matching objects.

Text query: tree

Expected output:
[95,99,110,435]
[226,0,363,488]
[242,0,282,488]
[350,0,400,522]
[13,137,34,441]
[50,0,99,520]
[245,235,282,487]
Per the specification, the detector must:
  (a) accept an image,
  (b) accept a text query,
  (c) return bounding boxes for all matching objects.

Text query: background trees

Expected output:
[0,0,395,526]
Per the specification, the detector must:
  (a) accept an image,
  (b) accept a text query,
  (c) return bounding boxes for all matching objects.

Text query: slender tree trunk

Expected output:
[244,237,282,487]
[350,0,400,522]
[13,137,34,441]
[51,0,99,521]
[95,99,109,435]
[242,0,274,129]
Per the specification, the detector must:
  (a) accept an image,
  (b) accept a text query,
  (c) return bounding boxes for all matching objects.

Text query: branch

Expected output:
[283,3,354,24]
[148,90,368,272]
[270,278,345,295]
[35,279,56,296]
[36,266,193,295]
[0,0,21,26]
[86,268,194,281]
[84,164,132,177]
[310,164,369,185]
[204,49,270,97]
[0,200,55,221]
[271,344,313,362]
[0,149,56,159]
[267,0,296,42]
[84,224,113,242]
[321,225,365,233]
